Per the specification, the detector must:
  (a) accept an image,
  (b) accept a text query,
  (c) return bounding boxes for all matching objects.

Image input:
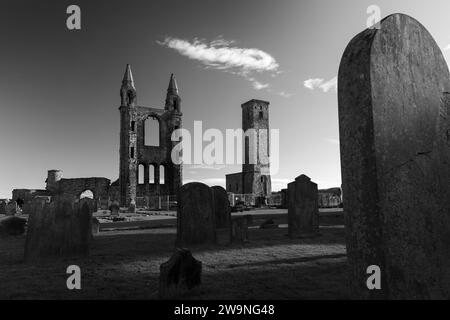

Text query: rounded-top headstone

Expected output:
[339,14,450,299]
[177,182,216,245]
[211,186,231,229]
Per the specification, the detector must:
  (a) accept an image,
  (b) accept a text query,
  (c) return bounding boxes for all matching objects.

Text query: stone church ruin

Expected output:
[10,65,183,211]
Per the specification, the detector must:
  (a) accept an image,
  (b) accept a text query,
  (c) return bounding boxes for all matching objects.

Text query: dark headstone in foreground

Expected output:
[287,175,319,238]
[212,186,231,229]
[215,227,231,245]
[338,13,450,299]
[5,202,17,216]
[280,188,288,209]
[212,186,232,244]
[231,215,250,243]
[0,217,26,237]
[159,248,202,299]
[24,196,94,262]
[0,202,6,215]
[176,182,216,246]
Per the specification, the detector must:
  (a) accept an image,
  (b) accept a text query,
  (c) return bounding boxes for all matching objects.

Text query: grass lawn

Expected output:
[0,216,348,299]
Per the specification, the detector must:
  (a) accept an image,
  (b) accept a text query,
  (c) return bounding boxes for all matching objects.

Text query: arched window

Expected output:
[144,116,160,146]
[159,165,165,184]
[138,164,144,185]
[149,164,155,184]
[80,190,94,199]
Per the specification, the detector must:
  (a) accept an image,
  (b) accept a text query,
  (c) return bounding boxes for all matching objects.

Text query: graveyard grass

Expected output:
[0,217,348,299]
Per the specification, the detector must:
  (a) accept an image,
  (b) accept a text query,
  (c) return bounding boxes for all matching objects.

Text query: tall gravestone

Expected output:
[338,14,450,299]
[287,175,319,238]
[176,182,216,246]
[280,188,288,209]
[109,200,120,216]
[24,195,94,262]
[0,202,6,215]
[231,215,251,243]
[5,202,17,216]
[212,186,232,245]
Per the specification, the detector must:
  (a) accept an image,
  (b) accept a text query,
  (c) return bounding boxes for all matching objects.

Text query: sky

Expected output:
[1,0,450,198]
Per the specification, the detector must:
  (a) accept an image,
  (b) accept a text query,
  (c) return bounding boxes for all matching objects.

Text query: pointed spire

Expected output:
[122,64,135,87]
[120,64,137,106]
[167,73,178,95]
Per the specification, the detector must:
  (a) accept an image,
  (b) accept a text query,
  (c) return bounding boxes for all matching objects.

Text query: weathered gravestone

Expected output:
[231,215,251,243]
[128,199,136,214]
[338,13,450,299]
[212,186,232,245]
[287,175,319,238]
[24,195,94,262]
[159,248,202,299]
[92,217,100,236]
[21,203,32,216]
[280,188,288,209]
[5,202,17,216]
[0,202,6,215]
[21,198,46,216]
[0,216,26,237]
[109,200,120,216]
[176,182,216,246]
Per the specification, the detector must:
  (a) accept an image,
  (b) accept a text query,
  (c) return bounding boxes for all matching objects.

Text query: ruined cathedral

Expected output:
[11,65,182,209]
[118,64,183,208]
[10,65,274,210]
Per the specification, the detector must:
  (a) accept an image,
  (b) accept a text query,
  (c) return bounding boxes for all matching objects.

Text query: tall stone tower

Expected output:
[119,65,183,208]
[226,99,272,206]
[119,64,138,208]
[242,99,272,203]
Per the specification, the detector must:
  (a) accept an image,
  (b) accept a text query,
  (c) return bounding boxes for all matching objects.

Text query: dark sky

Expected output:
[1,0,450,197]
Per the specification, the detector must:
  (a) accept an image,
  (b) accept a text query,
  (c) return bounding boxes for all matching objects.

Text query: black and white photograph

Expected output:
[0,0,449,310]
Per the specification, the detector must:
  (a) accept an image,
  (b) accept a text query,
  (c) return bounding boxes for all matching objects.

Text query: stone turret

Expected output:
[46,169,62,192]
[165,73,181,112]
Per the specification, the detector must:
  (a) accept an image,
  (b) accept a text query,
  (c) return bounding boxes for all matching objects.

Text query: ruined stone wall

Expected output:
[55,178,110,201]
[119,77,183,208]
[133,106,182,198]
[225,173,243,193]
[12,189,51,204]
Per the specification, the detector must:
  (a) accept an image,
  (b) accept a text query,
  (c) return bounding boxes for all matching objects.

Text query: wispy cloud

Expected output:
[253,82,269,90]
[246,77,269,90]
[278,91,293,98]
[158,36,279,73]
[158,36,281,93]
[444,44,450,51]
[304,76,337,93]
